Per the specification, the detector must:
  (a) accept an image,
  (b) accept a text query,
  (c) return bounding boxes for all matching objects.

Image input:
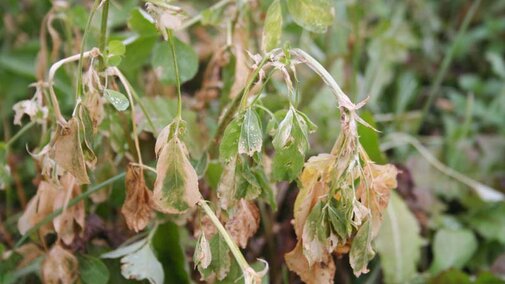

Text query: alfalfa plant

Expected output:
[8,0,398,283]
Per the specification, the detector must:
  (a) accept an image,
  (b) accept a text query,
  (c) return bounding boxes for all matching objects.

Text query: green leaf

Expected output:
[151,222,191,284]
[104,89,129,111]
[79,255,110,284]
[375,192,423,284]
[108,40,126,56]
[428,269,471,284]
[262,0,282,52]
[238,109,263,156]
[123,36,157,69]
[349,219,375,277]
[199,233,231,281]
[358,111,386,164]
[151,39,198,85]
[286,0,334,33]
[128,8,157,35]
[272,142,304,182]
[430,228,477,274]
[219,116,242,162]
[327,197,353,240]
[465,203,505,244]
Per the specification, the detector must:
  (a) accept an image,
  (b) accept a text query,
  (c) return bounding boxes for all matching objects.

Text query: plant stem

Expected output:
[167,29,183,119]
[416,0,481,133]
[178,0,232,30]
[5,121,36,148]
[197,200,251,274]
[14,172,126,248]
[98,0,110,72]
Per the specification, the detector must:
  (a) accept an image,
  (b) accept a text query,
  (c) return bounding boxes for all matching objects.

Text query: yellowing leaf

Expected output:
[121,164,154,232]
[349,219,375,277]
[50,118,90,184]
[153,136,201,214]
[225,199,260,248]
[41,244,79,284]
[261,0,282,52]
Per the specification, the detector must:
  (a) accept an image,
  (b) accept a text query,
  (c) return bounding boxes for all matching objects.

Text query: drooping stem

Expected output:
[15,172,126,248]
[197,200,253,275]
[167,29,183,119]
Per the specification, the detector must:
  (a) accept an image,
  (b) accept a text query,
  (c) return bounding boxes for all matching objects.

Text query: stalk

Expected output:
[98,0,110,72]
[167,29,183,119]
[5,121,36,148]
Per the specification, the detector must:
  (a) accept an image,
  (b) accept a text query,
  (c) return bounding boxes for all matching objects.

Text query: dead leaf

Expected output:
[17,181,58,238]
[225,199,260,248]
[82,91,104,133]
[285,242,335,284]
[50,118,90,184]
[53,173,85,245]
[121,164,154,232]
[356,163,398,237]
[41,243,79,284]
[194,233,212,269]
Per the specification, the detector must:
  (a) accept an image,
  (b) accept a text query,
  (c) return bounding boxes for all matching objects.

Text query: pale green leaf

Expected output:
[104,89,129,111]
[430,228,477,274]
[262,0,282,52]
[375,192,423,284]
[151,39,198,85]
[219,116,242,162]
[79,255,110,284]
[287,0,334,33]
[349,219,375,277]
[108,40,126,56]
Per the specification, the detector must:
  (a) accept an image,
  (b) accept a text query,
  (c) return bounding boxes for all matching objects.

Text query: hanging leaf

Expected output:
[301,201,328,266]
[17,181,58,237]
[349,219,375,277]
[430,228,477,274]
[154,134,201,214]
[285,242,335,284]
[121,164,154,232]
[194,233,212,269]
[151,39,198,85]
[220,115,243,162]
[42,244,79,284]
[375,192,423,284]
[238,109,263,157]
[50,118,90,184]
[198,233,231,281]
[286,0,334,33]
[225,199,260,248]
[78,255,110,284]
[261,0,282,52]
[102,239,164,284]
[104,89,130,112]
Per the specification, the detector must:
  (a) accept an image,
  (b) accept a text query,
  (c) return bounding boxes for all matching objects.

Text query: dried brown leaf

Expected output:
[121,164,154,232]
[53,173,85,245]
[41,244,79,284]
[17,181,58,238]
[225,199,260,248]
[285,242,335,284]
[50,118,90,184]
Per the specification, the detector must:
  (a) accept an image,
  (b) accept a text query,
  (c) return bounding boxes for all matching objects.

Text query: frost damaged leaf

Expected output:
[261,0,282,52]
[198,233,231,281]
[102,239,164,284]
[225,199,260,248]
[53,173,85,245]
[356,163,398,237]
[349,219,375,277]
[121,164,153,232]
[42,244,79,284]
[238,109,263,157]
[50,118,90,184]
[286,0,334,33]
[194,233,212,270]
[154,137,201,214]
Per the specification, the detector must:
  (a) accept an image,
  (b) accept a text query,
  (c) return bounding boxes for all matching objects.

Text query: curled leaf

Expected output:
[194,233,212,269]
[225,199,260,248]
[285,242,335,284]
[121,164,153,232]
[18,181,58,237]
[41,244,79,284]
[53,173,85,245]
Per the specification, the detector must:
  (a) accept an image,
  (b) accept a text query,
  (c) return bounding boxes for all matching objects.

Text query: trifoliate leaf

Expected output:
[286,0,334,33]
[349,219,375,277]
[104,89,129,111]
[375,192,423,284]
[238,109,263,157]
[430,228,477,274]
[154,136,201,214]
[261,0,282,52]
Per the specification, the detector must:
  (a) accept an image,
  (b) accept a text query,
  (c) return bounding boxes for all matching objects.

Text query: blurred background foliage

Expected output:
[1,0,505,283]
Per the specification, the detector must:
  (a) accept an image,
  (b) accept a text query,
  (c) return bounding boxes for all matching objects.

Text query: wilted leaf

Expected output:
[78,255,110,284]
[194,233,212,269]
[225,199,260,249]
[102,239,164,284]
[375,192,423,284]
[121,164,154,232]
[238,109,263,157]
[262,0,282,52]
[349,219,375,277]
[104,89,129,111]
[217,157,239,209]
[18,181,58,237]
[42,244,79,284]
[356,163,398,237]
[152,39,198,85]
[285,242,335,284]
[430,228,477,274]
[81,91,104,133]
[154,136,201,214]
[286,0,334,33]
[301,201,327,265]
[198,233,231,281]
[50,118,90,184]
